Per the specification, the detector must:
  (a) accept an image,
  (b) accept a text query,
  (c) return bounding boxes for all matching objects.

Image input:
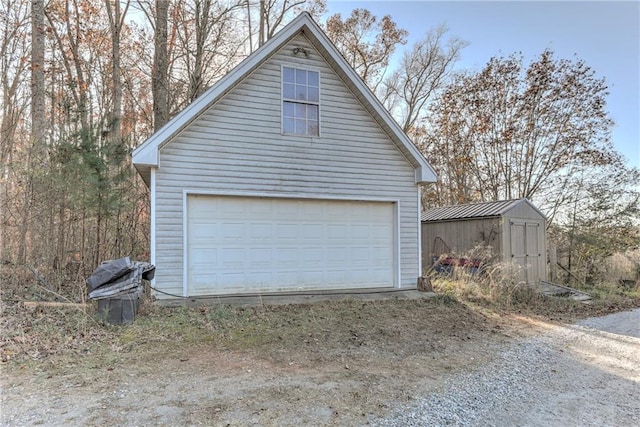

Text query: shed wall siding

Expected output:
[154,33,419,296]
[421,218,503,267]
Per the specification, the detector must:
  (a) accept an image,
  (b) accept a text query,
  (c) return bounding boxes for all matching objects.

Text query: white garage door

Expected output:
[186,195,396,295]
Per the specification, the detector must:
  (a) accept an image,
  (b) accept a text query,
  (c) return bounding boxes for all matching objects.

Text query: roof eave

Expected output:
[134,163,151,187]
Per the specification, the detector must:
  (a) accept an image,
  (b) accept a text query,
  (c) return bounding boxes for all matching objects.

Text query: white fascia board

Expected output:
[302,18,438,184]
[415,165,437,184]
[132,144,159,167]
[131,14,310,169]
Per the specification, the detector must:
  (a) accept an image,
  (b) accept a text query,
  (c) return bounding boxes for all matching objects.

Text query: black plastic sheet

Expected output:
[87,259,155,300]
[86,257,134,291]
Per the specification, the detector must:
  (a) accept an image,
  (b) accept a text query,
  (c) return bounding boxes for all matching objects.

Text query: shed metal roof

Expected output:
[421,199,543,221]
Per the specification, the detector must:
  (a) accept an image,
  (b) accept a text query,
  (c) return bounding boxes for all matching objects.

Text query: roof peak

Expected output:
[132,11,436,187]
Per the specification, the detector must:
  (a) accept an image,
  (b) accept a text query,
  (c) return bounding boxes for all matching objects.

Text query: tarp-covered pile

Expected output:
[87,257,155,301]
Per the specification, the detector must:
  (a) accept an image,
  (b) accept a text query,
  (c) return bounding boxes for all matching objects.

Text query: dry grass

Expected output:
[430,261,640,322]
[2,264,484,369]
[2,259,639,370]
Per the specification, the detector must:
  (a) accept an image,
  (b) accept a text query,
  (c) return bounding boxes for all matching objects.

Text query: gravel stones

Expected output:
[374,309,640,427]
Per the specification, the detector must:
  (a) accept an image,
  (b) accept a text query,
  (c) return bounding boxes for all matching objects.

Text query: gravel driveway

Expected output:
[374,308,640,426]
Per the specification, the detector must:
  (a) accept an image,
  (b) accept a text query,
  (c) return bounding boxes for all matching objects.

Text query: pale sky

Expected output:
[325,0,640,169]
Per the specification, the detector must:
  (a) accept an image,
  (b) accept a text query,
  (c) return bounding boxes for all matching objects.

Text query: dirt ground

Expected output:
[0,290,638,426]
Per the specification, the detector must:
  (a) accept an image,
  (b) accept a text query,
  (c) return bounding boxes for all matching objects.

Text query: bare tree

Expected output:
[0,0,30,262]
[255,0,325,48]
[325,8,407,91]
[380,25,467,134]
[173,0,244,103]
[424,50,617,211]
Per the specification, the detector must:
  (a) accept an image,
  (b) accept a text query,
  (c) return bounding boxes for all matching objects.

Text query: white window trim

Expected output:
[281,64,321,138]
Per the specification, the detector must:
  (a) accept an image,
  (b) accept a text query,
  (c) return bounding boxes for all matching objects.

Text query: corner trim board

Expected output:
[150,168,157,289]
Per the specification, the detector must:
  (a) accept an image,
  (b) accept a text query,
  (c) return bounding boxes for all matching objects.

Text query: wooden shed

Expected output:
[421,199,547,285]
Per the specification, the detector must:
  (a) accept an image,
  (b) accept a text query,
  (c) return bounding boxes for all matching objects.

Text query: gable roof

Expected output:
[421,199,546,222]
[132,12,436,186]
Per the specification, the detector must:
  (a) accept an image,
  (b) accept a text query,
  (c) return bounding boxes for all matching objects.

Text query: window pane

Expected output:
[295,119,306,134]
[283,101,295,118]
[283,67,295,83]
[307,120,319,136]
[296,84,306,100]
[295,68,307,85]
[307,104,319,120]
[283,117,295,134]
[295,103,306,117]
[308,71,319,87]
[283,83,295,99]
[308,86,319,103]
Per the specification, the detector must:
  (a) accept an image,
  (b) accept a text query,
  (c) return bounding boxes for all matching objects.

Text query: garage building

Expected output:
[132,13,436,298]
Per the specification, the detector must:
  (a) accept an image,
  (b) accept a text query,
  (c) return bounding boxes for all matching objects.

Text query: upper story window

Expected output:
[282,66,319,136]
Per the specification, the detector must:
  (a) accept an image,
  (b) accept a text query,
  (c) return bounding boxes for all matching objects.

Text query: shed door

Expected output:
[186,195,396,296]
[510,221,543,285]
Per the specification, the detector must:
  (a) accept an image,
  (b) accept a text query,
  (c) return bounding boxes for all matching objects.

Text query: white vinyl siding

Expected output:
[153,33,420,297]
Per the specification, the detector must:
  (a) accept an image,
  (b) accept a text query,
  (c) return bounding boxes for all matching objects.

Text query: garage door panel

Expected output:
[326,203,347,217]
[302,224,323,239]
[373,246,391,263]
[327,247,347,262]
[277,248,299,265]
[301,247,323,265]
[248,248,271,266]
[300,270,324,283]
[277,223,299,239]
[276,200,300,217]
[221,223,244,239]
[221,199,246,215]
[220,248,245,268]
[328,225,347,239]
[187,196,395,295]
[351,247,370,263]
[249,199,272,215]
[275,270,297,283]
[300,202,318,217]
[220,272,246,287]
[191,248,218,264]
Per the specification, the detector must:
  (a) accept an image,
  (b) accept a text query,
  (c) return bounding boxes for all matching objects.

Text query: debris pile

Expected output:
[86,257,155,324]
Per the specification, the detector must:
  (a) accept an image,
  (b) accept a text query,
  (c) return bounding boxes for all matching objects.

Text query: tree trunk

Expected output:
[20,0,46,264]
[246,0,253,52]
[153,0,169,131]
[31,0,45,150]
[258,0,265,47]
[106,0,129,147]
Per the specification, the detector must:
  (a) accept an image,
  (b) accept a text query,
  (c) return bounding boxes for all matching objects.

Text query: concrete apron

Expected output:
[158,288,438,307]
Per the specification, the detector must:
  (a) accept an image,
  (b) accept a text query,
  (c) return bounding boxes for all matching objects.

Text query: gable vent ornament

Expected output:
[292,46,309,57]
